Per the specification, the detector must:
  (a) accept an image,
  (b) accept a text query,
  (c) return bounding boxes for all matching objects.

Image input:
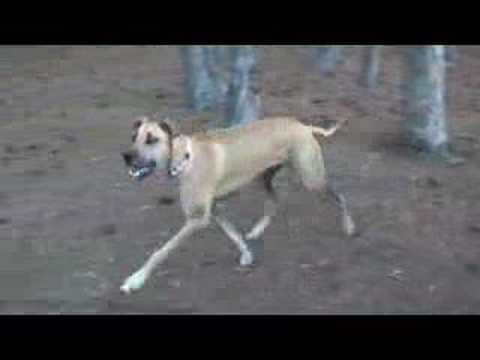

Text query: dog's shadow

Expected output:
[157,196,176,206]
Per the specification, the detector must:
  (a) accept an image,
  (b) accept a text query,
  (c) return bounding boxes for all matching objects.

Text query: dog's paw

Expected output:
[343,215,357,237]
[120,270,148,294]
[239,251,254,267]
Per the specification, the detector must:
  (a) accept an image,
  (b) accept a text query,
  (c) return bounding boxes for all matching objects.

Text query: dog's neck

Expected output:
[168,135,193,178]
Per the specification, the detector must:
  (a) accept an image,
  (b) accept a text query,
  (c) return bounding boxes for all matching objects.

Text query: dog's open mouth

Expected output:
[128,160,156,181]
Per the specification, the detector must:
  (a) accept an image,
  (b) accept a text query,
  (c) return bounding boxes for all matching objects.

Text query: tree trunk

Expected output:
[445,46,458,67]
[180,46,217,112]
[404,46,450,155]
[359,46,382,88]
[315,46,343,76]
[226,46,262,126]
[204,46,229,107]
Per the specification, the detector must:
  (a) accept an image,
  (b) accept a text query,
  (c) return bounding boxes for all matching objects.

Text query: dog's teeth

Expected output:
[128,169,140,178]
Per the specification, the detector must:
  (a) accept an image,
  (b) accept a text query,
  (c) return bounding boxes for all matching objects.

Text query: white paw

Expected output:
[239,251,254,266]
[120,270,148,294]
[343,215,357,237]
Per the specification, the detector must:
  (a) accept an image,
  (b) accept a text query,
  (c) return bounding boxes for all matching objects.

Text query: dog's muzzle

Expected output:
[128,161,156,181]
[122,152,157,181]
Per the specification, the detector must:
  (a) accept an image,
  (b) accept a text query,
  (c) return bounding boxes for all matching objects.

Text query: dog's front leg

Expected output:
[120,217,209,294]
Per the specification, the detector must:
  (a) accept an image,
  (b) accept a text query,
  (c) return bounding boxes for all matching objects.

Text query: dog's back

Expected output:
[194,117,298,142]
[193,117,303,198]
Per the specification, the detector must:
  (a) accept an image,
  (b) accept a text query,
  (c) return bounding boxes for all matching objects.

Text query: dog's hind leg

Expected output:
[245,165,282,241]
[325,184,356,237]
[291,137,356,237]
[212,211,254,266]
[244,198,276,241]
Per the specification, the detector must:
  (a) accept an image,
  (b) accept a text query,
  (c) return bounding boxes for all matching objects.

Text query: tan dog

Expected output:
[120,115,356,294]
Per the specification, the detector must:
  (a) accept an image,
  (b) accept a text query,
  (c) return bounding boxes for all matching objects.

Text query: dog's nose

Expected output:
[122,151,133,166]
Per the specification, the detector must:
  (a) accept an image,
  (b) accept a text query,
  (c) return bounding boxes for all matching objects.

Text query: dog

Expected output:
[120,115,356,294]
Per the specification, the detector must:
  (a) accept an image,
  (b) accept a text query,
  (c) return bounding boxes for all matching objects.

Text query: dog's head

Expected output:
[121,116,176,181]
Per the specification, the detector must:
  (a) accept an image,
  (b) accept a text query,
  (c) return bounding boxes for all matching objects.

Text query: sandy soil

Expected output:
[1,45,480,314]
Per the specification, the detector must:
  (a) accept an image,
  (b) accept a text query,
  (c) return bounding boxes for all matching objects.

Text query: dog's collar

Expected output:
[168,136,193,178]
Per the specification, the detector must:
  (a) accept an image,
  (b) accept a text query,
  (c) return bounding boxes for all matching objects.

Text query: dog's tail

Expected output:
[310,118,348,138]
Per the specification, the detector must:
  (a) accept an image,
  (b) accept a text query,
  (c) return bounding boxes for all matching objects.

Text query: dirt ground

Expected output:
[1,46,480,314]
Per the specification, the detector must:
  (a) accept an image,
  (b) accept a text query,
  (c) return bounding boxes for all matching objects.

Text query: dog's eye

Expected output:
[145,132,159,145]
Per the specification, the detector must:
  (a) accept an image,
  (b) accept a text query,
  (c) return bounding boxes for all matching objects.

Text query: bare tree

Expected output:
[445,46,458,67]
[226,46,262,126]
[204,46,229,107]
[180,46,217,112]
[315,46,343,76]
[359,46,382,89]
[404,46,461,163]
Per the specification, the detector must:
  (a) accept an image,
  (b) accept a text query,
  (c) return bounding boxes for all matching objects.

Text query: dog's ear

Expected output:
[132,116,148,143]
[158,117,179,138]
[133,116,148,130]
